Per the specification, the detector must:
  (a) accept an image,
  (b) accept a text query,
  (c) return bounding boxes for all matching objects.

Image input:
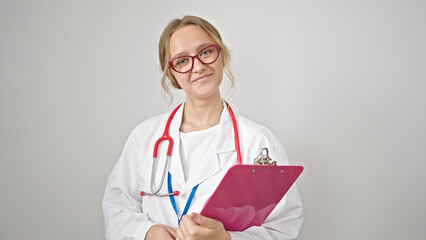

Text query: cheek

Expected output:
[173,73,190,88]
[213,61,224,79]
[216,56,225,74]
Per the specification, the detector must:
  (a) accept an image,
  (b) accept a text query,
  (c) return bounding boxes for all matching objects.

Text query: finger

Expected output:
[165,226,177,239]
[176,224,186,240]
[191,214,230,240]
[190,213,218,229]
[179,214,202,238]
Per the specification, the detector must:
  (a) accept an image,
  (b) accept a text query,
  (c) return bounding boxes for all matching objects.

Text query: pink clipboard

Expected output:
[200,164,303,231]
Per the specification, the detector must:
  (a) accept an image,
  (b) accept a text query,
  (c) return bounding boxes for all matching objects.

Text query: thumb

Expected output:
[190,213,217,228]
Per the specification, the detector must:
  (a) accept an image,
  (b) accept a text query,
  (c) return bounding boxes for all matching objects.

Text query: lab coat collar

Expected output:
[167,100,236,195]
[215,100,237,154]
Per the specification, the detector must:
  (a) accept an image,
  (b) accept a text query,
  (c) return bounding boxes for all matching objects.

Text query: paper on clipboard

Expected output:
[200,164,303,231]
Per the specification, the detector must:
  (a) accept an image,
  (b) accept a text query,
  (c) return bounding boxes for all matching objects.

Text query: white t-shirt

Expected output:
[179,125,219,182]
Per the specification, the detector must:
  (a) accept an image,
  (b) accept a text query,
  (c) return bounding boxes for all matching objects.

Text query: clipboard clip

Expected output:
[253,148,276,165]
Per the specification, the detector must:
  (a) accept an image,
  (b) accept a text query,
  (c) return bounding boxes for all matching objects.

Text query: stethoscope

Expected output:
[140,101,242,223]
[140,101,241,197]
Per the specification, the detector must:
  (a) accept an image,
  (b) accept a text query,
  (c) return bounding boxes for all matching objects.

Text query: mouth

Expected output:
[192,73,212,83]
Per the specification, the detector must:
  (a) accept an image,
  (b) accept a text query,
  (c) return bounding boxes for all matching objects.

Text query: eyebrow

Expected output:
[171,42,215,59]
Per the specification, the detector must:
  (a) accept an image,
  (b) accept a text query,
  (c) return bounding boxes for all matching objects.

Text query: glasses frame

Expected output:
[168,44,221,74]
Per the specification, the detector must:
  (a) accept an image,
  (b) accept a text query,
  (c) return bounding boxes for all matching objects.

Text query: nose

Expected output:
[192,57,206,73]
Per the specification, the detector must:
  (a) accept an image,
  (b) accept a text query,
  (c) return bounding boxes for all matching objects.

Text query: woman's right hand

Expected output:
[145,224,177,240]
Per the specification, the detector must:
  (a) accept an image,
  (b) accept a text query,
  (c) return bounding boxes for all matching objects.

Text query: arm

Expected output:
[102,130,176,240]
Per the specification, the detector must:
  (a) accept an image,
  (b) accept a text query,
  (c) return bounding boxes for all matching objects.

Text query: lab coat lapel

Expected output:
[215,101,236,154]
[179,101,236,194]
[180,141,220,194]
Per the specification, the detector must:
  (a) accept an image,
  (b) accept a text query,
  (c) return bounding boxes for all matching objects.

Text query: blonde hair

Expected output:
[158,15,234,103]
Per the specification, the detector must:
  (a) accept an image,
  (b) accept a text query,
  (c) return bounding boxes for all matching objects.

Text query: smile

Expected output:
[192,74,212,83]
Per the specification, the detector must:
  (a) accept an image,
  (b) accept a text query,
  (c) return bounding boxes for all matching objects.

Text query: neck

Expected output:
[180,94,223,133]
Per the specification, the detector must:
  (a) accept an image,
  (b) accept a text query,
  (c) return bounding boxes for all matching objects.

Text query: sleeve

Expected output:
[102,130,157,240]
[229,139,304,240]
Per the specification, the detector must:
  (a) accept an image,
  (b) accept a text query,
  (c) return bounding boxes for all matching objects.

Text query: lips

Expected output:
[192,73,212,83]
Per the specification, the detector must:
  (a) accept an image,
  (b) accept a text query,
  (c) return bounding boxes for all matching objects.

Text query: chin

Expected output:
[191,87,221,100]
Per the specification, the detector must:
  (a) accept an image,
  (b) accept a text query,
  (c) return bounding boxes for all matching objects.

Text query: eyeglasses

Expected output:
[168,44,221,73]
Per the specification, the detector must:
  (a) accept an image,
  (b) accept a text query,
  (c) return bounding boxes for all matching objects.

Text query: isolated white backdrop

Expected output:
[1,1,425,239]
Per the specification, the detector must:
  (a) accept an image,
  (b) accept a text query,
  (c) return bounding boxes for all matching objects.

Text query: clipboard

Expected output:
[200,164,303,231]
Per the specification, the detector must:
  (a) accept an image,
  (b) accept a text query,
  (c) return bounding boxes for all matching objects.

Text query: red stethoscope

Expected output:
[140,101,242,198]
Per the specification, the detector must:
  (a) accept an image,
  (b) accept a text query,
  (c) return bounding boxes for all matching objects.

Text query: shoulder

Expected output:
[128,112,170,145]
[235,114,289,164]
[236,115,278,143]
[134,112,168,131]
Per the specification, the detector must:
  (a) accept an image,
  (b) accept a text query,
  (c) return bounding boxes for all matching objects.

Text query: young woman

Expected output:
[103,15,303,240]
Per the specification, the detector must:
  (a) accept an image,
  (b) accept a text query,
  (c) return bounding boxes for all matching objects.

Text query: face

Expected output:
[169,25,224,101]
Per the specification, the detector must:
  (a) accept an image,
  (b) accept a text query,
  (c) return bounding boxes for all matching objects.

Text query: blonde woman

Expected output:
[103,15,303,240]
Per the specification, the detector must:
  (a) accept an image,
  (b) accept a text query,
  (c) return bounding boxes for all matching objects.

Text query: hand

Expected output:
[176,213,231,240]
[145,224,177,240]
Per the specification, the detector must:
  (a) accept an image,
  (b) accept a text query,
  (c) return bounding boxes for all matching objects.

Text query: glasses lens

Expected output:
[172,57,192,73]
[198,46,219,64]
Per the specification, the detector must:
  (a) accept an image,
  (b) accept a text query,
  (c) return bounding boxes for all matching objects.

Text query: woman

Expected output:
[103,15,303,240]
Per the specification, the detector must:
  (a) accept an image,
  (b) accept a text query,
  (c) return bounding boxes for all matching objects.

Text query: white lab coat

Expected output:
[102,102,303,240]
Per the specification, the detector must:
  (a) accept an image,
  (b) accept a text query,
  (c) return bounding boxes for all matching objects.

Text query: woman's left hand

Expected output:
[176,213,231,240]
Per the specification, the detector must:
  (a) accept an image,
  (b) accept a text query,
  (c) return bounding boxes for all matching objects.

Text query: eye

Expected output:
[176,58,188,65]
[200,49,212,56]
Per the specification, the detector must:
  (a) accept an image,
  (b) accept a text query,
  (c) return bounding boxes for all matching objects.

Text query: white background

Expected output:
[1,0,425,239]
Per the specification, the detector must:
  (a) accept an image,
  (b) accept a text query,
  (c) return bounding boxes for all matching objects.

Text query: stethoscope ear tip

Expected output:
[173,191,179,196]
[140,191,145,196]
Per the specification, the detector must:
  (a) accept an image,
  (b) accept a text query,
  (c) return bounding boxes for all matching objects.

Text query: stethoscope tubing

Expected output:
[140,101,241,197]
[225,101,242,165]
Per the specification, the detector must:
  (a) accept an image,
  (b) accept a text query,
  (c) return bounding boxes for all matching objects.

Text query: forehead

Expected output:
[169,25,215,56]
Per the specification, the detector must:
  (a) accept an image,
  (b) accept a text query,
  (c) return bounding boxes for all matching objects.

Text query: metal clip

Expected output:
[254,148,276,165]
